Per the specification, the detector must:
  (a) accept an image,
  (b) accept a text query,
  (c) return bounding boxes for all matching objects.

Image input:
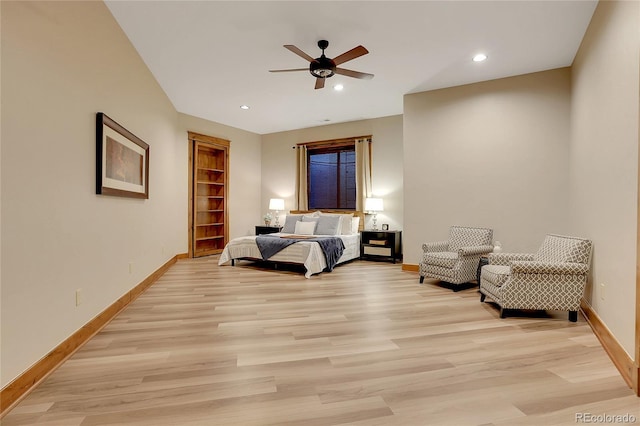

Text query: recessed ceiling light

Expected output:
[473,53,487,62]
[333,84,344,91]
[240,105,250,110]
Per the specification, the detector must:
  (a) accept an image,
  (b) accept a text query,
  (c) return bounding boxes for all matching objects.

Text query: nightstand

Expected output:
[360,230,402,263]
[255,225,282,235]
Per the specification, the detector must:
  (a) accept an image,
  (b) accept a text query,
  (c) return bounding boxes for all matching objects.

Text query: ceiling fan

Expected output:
[269,40,374,89]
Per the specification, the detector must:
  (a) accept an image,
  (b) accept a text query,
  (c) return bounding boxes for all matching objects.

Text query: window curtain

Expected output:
[295,145,308,210]
[355,138,372,211]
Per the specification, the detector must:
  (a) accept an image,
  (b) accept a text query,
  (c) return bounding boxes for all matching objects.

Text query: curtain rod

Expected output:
[292,135,372,149]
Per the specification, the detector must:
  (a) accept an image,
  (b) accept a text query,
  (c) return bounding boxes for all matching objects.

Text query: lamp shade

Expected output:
[269,198,285,210]
[364,197,383,212]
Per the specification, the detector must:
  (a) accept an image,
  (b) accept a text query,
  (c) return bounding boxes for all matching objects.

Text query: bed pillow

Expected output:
[319,212,354,234]
[314,215,342,236]
[340,213,355,234]
[351,216,360,234]
[294,220,316,235]
[281,214,302,233]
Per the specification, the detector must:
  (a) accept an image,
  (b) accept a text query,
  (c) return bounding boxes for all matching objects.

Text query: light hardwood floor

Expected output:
[3,257,639,425]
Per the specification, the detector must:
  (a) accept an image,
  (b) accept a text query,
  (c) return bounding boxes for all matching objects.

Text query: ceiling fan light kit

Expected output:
[270,39,374,89]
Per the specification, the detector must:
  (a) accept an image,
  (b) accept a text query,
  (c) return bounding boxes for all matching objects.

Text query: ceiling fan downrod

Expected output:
[310,40,336,78]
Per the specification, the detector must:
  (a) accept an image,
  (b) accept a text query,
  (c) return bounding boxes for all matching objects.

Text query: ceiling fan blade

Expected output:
[335,68,374,80]
[332,45,369,65]
[284,45,315,62]
[269,68,309,73]
[314,77,325,90]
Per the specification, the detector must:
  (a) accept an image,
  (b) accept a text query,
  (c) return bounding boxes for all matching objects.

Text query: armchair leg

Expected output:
[500,308,507,319]
[480,293,486,302]
[419,276,424,284]
[569,311,578,322]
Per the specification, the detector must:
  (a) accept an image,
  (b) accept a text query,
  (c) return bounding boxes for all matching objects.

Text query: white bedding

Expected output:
[218,233,361,278]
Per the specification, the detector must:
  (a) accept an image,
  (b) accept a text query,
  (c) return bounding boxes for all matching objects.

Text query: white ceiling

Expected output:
[105,1,597,135]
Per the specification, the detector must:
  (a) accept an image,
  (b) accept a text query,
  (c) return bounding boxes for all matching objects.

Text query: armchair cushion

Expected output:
[481,264,510,287]
[535,234,592,264]
[459,245,495,257]
[422,241,449,253]
[422,251,458,269]
[510,260,590,275]
[449,226,493,251]
[488,253,534,266]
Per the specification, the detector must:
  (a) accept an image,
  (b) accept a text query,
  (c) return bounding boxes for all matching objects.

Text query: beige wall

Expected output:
[403,68,572,264]
[178,114,262,239]
[0,1,189,387]
[570,0,639,356]
[261,115,403,232]
[0,0,4,381]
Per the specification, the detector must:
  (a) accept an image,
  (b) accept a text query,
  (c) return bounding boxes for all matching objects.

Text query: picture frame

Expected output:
[96,112,149,199]
[382,224,389,231]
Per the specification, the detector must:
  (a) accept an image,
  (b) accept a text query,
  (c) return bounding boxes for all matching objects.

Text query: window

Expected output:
[295,135,371,211]
[308,144,356,209]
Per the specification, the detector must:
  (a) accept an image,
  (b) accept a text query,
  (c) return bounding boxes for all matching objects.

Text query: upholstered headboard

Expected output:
[290,210,365,232]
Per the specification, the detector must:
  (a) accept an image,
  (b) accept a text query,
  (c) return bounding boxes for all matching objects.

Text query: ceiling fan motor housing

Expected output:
[310,56,336,78]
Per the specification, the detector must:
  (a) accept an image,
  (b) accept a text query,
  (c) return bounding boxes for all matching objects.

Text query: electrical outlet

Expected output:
[129,262,134,274]
[600,283,605,300]
[75,289,83,306]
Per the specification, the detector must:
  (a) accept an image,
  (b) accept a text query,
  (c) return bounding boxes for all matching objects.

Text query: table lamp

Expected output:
[364,197,384,230]
[269,198,285,227]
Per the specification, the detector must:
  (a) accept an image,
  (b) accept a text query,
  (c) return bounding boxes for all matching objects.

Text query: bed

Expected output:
[218,210,364,278]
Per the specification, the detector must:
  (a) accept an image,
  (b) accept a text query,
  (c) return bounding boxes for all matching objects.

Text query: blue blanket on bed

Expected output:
[255,235,345,272]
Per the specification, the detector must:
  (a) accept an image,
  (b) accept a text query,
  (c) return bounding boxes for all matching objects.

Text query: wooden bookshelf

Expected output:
[189,133,229,257]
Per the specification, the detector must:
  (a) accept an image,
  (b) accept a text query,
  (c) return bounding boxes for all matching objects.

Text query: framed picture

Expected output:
[382,224,389,231]
[96,112,149,199]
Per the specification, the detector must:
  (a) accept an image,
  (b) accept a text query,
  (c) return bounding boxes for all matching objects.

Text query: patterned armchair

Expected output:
[419,226,494,288]
[480,234,592,322]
